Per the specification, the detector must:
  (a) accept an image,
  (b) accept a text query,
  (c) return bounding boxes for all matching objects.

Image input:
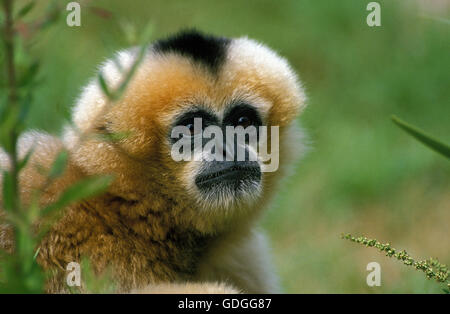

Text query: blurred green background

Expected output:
[12,0,450,293]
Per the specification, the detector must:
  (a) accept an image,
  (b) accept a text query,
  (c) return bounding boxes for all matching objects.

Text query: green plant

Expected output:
[342,116,449,294]
[391,115,450,159]
[342,233,450,293]
[0,0,64,293]
[0,0,152,293]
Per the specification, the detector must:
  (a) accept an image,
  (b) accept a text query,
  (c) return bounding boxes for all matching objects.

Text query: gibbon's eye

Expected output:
[224,103,262,128]
[171,108,218,142]
[236,116,252,128]
[184,121,194,135]
[183,120,200,136]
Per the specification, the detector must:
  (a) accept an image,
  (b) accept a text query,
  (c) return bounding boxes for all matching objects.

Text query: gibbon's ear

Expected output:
[130,282,241,294]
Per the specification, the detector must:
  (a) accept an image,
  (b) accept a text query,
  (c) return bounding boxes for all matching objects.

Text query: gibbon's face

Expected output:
[68,31,306,215]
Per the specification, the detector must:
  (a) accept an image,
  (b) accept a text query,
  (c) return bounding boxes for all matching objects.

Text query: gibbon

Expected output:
[0,30,306,293]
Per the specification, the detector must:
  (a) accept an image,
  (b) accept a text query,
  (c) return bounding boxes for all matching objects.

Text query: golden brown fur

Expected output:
[0,32,306,293]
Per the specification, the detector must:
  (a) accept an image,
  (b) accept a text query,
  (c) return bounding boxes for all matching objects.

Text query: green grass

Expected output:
[4,0,450,293]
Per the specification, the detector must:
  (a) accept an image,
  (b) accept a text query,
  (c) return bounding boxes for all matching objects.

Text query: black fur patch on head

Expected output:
[153,29,231,74]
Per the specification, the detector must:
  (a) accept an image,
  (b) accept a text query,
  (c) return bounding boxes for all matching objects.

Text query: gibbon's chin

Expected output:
[195,182,263,213]
[193,161,263,211]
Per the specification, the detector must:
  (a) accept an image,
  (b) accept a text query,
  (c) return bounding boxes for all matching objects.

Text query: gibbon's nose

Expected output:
[195,160,261,188]
[209,139,234,161]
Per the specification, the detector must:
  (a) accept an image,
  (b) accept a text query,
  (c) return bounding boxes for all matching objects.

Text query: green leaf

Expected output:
[119,20,138,45]
[48,151,68,179]
[19,91,33,122]
[41,175,113,216]
[391,115,450,159]
[1,171,15,211]
[96,130,131,143]
[112,55,124,73]
[39,1,60,30]
[114,43,148,98]
[33,247,40,261]
[138,22,154,45]
[18,61,40,88]
[16,1,36,19]
[98,73,114,100]
[17,147,34,172]
[0,106,21,154]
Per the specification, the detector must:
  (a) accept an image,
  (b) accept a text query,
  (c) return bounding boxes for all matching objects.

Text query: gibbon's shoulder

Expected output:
[0,131,66,252]
[0,131,83,207]
[0,131,63,183]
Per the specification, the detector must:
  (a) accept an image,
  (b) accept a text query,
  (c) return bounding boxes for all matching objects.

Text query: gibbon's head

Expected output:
[65,30,306,231]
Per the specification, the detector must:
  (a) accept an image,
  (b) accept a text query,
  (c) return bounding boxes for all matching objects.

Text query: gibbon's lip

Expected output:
[195,163,261,188]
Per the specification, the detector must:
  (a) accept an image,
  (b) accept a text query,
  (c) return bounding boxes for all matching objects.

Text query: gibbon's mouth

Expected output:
[195,161,261,190]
